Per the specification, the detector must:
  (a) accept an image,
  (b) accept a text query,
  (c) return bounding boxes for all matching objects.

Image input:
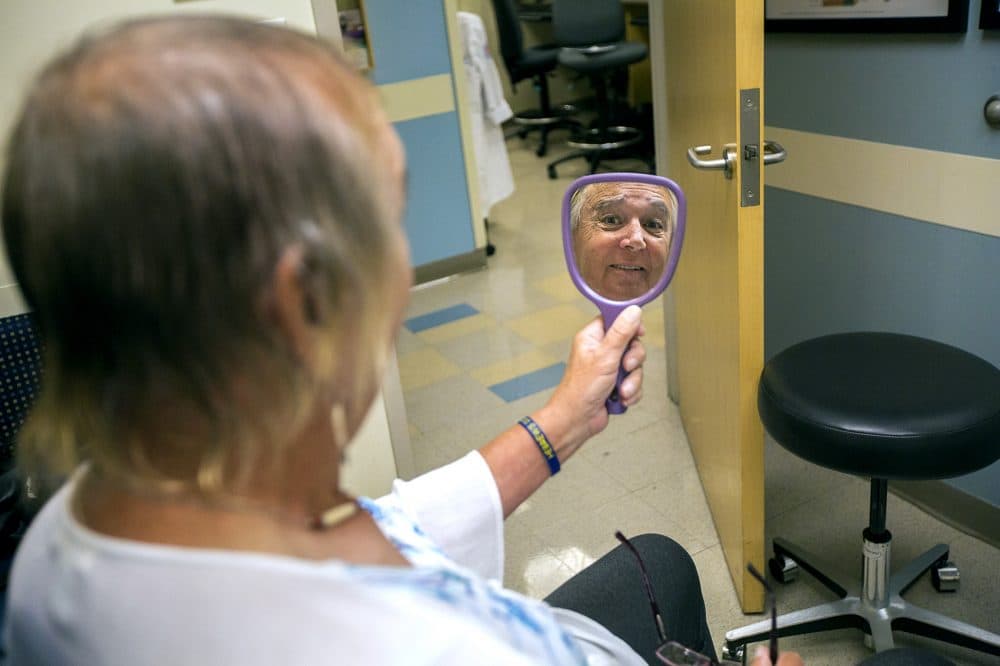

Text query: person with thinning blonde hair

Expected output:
[0,15,800,666]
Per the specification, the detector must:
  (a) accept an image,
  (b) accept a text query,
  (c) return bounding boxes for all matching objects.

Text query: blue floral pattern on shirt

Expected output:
[353,496,585,664]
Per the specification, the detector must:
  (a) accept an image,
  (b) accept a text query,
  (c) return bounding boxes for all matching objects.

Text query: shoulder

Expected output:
[4,485,543,665]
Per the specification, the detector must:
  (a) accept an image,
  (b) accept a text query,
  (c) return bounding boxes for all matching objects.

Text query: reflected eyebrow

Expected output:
[592,196,670,217]
[593,196,626,213]
[644,200,670,217]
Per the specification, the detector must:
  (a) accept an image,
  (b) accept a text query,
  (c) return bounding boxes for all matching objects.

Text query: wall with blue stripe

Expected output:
[363,1,476,268]
[764,5,1000,506]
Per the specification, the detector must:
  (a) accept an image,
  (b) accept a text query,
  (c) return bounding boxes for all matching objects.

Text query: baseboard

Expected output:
[890,479,1000,549]
[412,249,487,286]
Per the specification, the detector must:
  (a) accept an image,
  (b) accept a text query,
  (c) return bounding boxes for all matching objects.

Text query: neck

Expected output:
[87,397,353,531]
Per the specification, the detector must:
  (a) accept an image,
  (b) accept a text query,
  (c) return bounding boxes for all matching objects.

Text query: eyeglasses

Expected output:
[614,530,777,666]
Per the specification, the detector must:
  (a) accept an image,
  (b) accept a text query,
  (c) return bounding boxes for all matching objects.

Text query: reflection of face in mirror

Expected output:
[570,182,677,302]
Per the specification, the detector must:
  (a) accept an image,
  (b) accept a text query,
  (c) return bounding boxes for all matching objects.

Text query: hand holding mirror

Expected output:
[562,173,687,414]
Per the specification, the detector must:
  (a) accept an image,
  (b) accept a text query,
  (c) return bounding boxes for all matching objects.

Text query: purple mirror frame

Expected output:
[561,172,688,328]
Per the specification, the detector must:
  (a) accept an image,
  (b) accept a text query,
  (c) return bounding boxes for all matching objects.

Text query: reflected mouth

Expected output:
[610,264,645,271]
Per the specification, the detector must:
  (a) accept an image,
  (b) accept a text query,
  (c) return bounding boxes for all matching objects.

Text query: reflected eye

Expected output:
[598,214,622,228]
[643,218,666,236]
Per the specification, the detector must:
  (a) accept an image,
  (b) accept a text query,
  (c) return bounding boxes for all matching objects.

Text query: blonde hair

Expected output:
[1,16,400,498]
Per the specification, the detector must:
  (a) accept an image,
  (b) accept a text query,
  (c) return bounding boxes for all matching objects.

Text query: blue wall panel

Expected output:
[764,188,1000,367]
[364,1,453,85]
[394,112,475,266]
[766,29,1000,158]
[764,187,1000,506]
[763,5,1000,507]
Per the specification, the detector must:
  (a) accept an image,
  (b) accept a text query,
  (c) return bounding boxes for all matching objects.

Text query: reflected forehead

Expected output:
[586,183,672,214]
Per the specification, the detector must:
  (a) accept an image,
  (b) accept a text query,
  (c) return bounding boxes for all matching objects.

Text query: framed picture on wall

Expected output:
[982,0,1000,29]
[765,0,970,33]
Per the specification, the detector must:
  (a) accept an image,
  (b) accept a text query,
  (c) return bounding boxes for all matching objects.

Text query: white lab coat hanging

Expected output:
[457,11,515,216]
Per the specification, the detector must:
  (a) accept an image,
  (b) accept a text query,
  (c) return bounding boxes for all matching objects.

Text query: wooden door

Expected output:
[660,0,765,613]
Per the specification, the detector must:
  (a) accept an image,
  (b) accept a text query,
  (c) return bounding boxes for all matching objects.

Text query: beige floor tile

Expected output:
[403,373,506,435]
[691,544,744,651]
[511,552,578,600]
[513,453,631,527]
[397,346,462,391]
[535,272,581,302]
[431,325,536,370]
[534,491,709,571]
[581,416,694,493]
[469,348,559,387]
[765,436,856,521]
[415,312,496,344]
[635,464,721,555]
[394,325,425,356]
[505,303,595,346]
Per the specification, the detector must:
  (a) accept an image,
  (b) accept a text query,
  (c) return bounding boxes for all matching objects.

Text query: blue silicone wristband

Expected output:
[517,416,560,476]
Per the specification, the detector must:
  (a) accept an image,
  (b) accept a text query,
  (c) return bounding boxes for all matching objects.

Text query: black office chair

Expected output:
[724,332,1000,661]
[0,311,44,650]
[492,0,576,157]
[547,0,650,179]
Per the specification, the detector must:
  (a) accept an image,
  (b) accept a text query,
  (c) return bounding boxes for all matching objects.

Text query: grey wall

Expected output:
[764,5,1000,508]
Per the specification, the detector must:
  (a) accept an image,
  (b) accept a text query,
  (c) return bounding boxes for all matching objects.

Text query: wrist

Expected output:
[532,402,589,464]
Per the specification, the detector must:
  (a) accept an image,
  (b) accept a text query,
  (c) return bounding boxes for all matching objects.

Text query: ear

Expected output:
[267,245,318,363]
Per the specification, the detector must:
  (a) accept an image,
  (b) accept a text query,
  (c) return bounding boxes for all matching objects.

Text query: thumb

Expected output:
[603,305,642,352]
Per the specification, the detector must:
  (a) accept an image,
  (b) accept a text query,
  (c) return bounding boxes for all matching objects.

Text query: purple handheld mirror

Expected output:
[562,172,687,414]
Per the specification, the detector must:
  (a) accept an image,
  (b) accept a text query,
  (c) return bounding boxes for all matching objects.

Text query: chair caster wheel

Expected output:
[769,553,799,584]
[547,165,557,180]
[932,558,960,593]
[536,144,547,157]
[722,643,745,664]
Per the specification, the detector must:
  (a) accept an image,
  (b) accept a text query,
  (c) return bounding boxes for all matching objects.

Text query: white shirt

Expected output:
[4,452,643,665]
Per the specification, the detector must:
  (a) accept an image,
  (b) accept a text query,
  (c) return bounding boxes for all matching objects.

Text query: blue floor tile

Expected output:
[404,303,479,333]
[489,363,566,402]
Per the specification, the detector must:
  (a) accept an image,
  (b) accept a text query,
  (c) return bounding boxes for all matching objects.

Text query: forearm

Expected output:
[478,402,591,518]
[480,306,645,519]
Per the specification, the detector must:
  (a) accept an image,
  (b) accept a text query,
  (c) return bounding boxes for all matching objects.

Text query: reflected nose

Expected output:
[619,219,646,251]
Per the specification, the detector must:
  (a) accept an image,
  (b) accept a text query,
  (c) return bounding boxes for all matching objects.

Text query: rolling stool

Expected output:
[546,0,649,179]
[492,0,577,157]
[724,332,1000,661]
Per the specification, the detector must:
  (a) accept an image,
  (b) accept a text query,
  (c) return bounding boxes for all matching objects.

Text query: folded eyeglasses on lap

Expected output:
[614,531,777,666]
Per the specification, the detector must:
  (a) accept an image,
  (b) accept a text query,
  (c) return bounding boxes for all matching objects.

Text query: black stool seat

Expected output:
[759,332,1000,480]
[510,44,560,80]
[726,331,1000,661]
[556,42,648,73]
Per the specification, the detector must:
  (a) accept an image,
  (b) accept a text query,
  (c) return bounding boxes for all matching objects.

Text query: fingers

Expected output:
[622,337,646,373]
[618,367,643,405]
[603,305,642,353]
[750,647,804,666]
[778,653,805,666]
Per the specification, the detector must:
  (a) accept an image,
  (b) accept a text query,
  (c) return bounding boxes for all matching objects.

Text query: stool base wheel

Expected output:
[725,537,1000,659]
[720,642,745,664]
[769,553,799,584]
[931,558,960,593]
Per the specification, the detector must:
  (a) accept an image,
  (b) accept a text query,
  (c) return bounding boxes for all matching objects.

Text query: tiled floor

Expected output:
[397,138,999,664]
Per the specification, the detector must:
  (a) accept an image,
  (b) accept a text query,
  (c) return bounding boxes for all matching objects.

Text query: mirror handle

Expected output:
[606,364,628,415]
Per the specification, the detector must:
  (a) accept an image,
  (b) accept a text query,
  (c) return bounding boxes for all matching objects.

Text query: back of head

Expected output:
[1,15,399,494]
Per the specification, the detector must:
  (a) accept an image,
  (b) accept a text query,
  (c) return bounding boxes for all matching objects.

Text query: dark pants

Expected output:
[545,533,717,665]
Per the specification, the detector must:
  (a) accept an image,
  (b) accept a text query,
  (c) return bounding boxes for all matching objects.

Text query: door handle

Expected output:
[763,140,787,165]
[686,144,737,179]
